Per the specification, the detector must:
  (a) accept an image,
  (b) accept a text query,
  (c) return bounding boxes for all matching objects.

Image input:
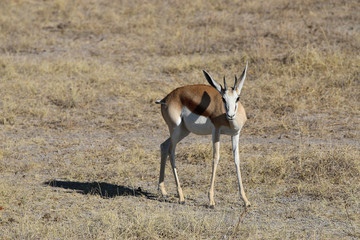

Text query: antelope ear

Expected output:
[235,62,248,95]
[202,70,222,93]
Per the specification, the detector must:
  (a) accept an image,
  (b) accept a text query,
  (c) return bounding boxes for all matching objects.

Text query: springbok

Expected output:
[155,63,250,208]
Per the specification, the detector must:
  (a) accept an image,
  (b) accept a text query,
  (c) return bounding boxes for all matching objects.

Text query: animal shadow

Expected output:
[44,180,157,200]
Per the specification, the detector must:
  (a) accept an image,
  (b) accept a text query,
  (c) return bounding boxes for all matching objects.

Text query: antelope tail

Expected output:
[155,99,166,105]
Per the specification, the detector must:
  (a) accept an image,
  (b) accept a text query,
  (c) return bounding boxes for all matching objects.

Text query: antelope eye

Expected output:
[236,97,240,102]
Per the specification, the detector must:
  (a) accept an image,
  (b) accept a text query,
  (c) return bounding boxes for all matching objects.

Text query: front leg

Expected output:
[232,134,251,208]
[208,128,220,208]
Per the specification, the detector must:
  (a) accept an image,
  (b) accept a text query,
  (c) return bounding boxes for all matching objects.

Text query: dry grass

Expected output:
[0,0,359,239]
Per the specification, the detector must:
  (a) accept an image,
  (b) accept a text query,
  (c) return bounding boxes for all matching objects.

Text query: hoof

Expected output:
[179,201,185,205]
[209,205,215,209]
[159,195,168,202]
[244,202,251,208]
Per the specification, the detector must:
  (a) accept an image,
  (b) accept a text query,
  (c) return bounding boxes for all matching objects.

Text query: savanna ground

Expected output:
[0,0,359,239]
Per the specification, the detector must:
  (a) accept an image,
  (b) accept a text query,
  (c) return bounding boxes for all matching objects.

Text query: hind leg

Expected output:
[158,103,189,202]
[159,138,170,196]
[158,122,189,202]
[168,124,189,203]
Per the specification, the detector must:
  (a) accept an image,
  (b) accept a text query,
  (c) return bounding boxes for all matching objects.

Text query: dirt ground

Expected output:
[0,0,359,239]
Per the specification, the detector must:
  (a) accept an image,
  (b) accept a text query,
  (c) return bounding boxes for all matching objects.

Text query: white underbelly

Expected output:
[181,107,213,135]
[181,107,240,136]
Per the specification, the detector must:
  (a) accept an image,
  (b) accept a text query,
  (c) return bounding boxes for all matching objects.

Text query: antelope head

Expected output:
[203,62,248,121]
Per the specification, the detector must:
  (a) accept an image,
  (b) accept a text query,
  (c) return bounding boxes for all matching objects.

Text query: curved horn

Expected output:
[234,75,238,89]
[223,75,227,91]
